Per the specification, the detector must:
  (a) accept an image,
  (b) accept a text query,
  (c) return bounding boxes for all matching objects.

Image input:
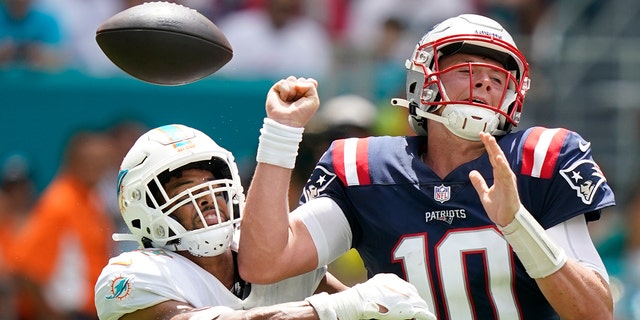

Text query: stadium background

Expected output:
[2,0,640,318]
[0,72,271,191]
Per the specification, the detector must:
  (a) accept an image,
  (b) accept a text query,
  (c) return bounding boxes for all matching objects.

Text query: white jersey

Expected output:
[95,248,326,320]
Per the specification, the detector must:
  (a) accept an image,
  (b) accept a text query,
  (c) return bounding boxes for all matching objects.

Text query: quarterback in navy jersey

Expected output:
[297,127,613,319]
[239,14,614,320]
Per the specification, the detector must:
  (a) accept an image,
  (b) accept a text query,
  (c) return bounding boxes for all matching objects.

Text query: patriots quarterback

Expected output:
[239,14,615,320]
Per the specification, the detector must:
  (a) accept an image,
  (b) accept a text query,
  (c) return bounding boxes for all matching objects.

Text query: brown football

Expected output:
[96,1,233,85]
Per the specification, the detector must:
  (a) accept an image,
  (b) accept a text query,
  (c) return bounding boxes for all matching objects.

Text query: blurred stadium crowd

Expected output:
[2,0,640,319]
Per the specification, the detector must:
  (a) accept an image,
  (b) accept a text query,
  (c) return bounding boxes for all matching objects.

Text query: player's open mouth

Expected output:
[201,208,220,226]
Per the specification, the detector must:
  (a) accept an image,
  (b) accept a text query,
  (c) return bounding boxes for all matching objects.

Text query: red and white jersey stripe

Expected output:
[520,127,569,179]
[332,137,371,186]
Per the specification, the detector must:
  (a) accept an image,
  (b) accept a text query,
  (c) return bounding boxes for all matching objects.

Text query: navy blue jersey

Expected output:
[299,127,615,320]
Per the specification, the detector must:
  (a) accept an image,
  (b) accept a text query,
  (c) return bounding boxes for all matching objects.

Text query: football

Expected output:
[96,1,233,85]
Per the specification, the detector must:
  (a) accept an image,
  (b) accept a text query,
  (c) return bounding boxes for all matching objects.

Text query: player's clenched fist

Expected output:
[265,76,319,128]
[306,273,437,320]
[257,76,319,169]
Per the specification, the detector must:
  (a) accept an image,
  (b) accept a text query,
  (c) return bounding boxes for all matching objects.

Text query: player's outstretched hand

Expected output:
[306,273,436,320]
[469,132,521,227]
[265,76,319,128]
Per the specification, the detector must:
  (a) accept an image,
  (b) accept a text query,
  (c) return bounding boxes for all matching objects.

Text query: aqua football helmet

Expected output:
[392,14,530,140]
[115,124,244,257]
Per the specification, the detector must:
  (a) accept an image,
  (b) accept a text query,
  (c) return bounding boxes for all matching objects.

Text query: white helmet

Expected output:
[114,124,244,257]
[391,14,530,140]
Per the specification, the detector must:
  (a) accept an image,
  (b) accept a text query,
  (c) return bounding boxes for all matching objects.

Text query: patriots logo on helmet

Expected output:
[302,166,337,202]
[559,159,606,205]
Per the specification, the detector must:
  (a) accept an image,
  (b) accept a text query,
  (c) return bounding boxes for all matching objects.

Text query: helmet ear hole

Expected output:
[409,81,417,94]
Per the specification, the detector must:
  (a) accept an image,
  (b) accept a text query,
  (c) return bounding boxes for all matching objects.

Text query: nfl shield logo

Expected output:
[434,184,451,203]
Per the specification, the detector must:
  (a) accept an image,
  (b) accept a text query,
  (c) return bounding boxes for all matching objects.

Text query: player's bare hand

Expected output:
[469,132,521,227]
[265,76,319,128]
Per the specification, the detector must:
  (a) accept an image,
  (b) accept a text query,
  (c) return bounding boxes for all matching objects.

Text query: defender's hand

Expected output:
[357,273,436,320]
[306,273,436,320]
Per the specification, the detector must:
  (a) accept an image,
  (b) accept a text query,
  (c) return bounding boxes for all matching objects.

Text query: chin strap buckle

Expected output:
[409,101,418,116]
[390,98,450,126]
[390,98,425,117]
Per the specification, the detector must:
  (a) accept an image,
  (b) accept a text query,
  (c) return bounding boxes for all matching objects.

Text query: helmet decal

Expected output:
[116,169,128,198]
[155,124,194,144]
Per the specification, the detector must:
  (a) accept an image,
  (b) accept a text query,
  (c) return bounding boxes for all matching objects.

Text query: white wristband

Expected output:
[256,118,304,169]
[498,206,568,278]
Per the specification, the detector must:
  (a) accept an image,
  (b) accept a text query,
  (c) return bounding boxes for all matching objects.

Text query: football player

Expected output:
[238,14,615,320]
[94,124,434,320]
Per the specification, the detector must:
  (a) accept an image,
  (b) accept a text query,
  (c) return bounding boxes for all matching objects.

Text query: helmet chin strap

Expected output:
[391,98,506,141]
[391,98,451,126]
